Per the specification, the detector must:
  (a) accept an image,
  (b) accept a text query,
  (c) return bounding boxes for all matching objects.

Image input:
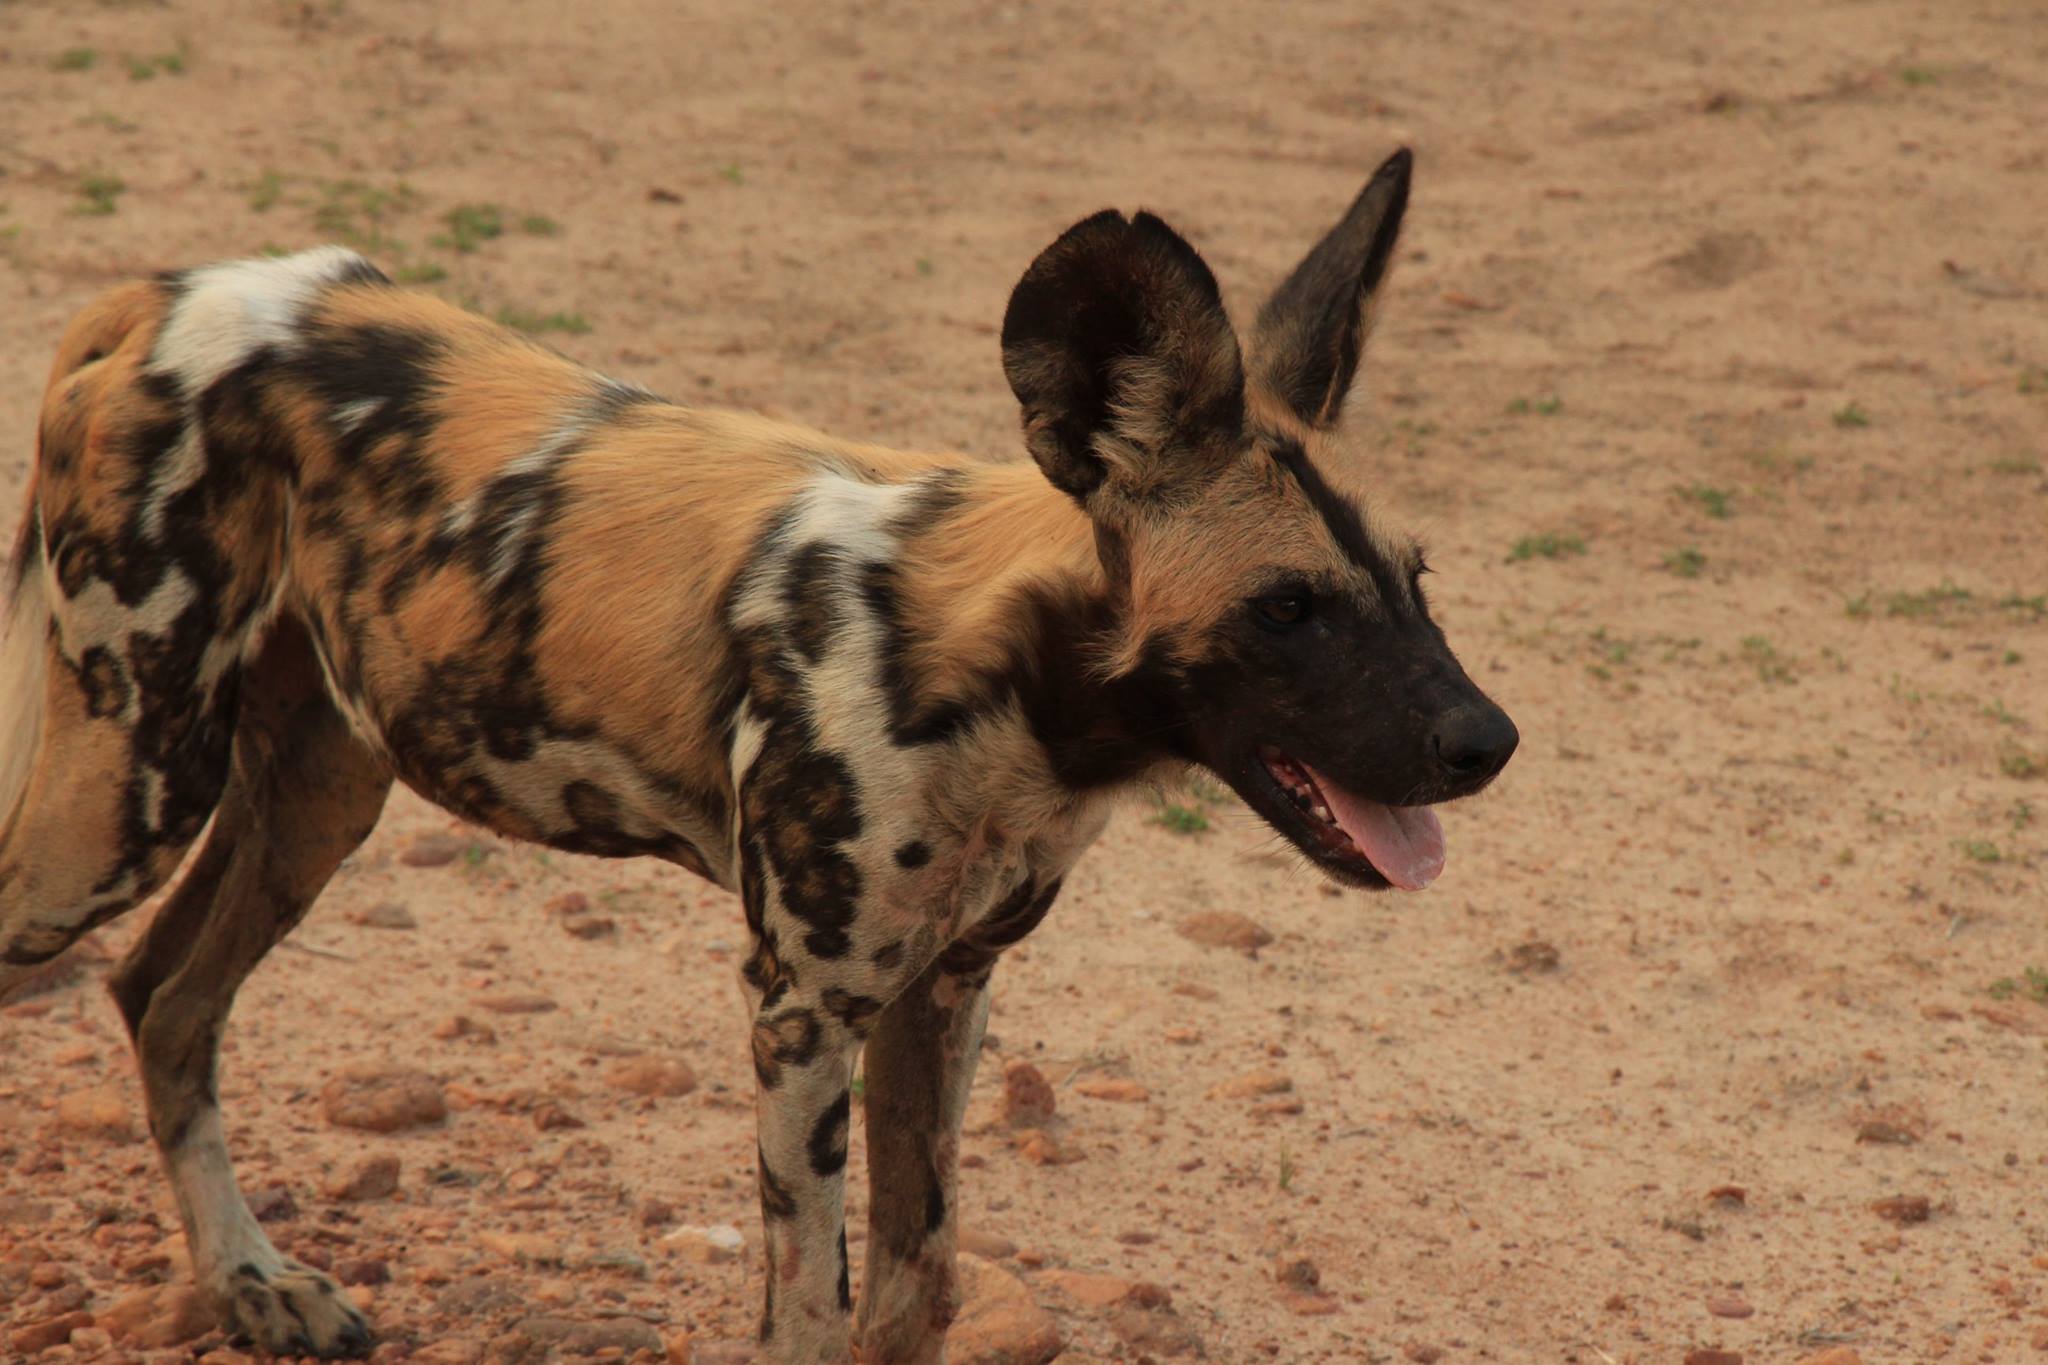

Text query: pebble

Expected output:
[1206,1070,1294,1101]
[31,1261,72,1288]
[532,1100,586,1130]
[1012,1129,1082,1166]
[475,990,559,1014]
[1037,1269,1170,1310]
[563,915,617,940]
[1175,911,1273,953]
[1280,1289,1339,1316]
[52,1041,97,1066]
[347,902,417,930]
[326,1155,401,1202]
[433,1015,496,1043]
[321,1066,448,1132]
[247,1184,299,1222]
[661,1224,744,1264]
[1110,1303,1205,1358]
[1403,1346,1445,1364]
[1870,1194,1931,1224]
[544,892,592,916]
[56,1086,136,1140]
[948,1253,1062,1365]
[1854,1119,1917,1145]
[959,1229,1017,1259]
[480,1231,564,1265]
[1273,1256,1320,1291]
[1074,1077,1149,1103]
[1000,1060,1057,1127]
[496,1317,665,1359]
[1170,981,1219,1001]
[1505,939,1561,974]
[1792,1350,1862,1365]
[11,1309,93,1354]
[1705,1294,1754,1319]
[1163,1026,1202,1045]
[1682,1352,1743,1365]
[410,1342,483,1365]
[98,1284,213,1348]
[400,832,471,867]
[337,1258,391,1287]
[604,1055,698,1098]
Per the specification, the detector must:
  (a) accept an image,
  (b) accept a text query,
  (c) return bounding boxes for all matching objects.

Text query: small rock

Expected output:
[1176,911,1272,953]
[322,1066,447,1132]
[1705,1185,1747,1207]
[480,1232,564,1265]
[1074,1077,1149,1103]
[56,1087,135,1140]
[1280,1289,1339,1316]
[1793,1349,1862,1365]
[960,1229,1017,1260]
[1855,1120,1917,1145]
[949,1254,1062,1365]
[326,1155,401,1202]
[11,1309,93,1354]
[400,833,470,867]
[1871,1194,1931,1225]
[1109,1304,1204,1357]
[1000,1060,1057,1127]
[562,915,617,940]
[532,1101,585,1131]
[52,1041,97,1066]
[496,1315,664,1359]
[412,1342,485,1365]
[1115,1230,1155,1246]
[1163,1026,1202,1045]
[1012,1129,1082,1166]
[347,902,417,930]
[604,1056,698,1098]
[476,991,558,1014]
[336,1258,391,1287]
[1603,1292,1629,1312]
[1705,1294,1754,1319]
[1683,1352,1744,1365]
[247,1185,299,1222]
[1207,1070,1293,1101]
[1273,1256,1320,1291]
[661,1224,744,1264]
[1170,981,1219,1001]
[31,1262,72,1289]
[1038,1270,1170,1310]
[1253,1097,1305,1117]
[506,1167,548,1192]
[98,1283,213,1348]
[434,1015,496,1043]
[1403,1346,1445,1365]
[665,1331,694,1365]
[69,1326,113,1355]
[639,1197,676,1227]
[1505,939,1561,974]
[543,892,591,916]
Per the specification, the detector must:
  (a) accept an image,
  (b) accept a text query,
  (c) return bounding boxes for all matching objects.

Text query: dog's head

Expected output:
[1002,149,1516,890]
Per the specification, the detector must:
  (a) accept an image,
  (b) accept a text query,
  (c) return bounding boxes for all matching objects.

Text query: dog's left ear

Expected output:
[1002,210,1245,508]
[1250,148,1412,430]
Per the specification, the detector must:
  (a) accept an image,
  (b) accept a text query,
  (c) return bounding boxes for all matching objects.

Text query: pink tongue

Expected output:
[1303,765,1446,890]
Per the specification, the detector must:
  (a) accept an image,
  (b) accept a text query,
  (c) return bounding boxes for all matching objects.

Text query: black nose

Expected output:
[1433,705,1519,784]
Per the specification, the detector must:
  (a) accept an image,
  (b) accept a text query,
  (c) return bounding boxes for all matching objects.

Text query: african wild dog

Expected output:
[0,147,1514,1361]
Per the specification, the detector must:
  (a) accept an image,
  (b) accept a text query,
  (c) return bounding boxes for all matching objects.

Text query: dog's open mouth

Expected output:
[1260,747,1446,890]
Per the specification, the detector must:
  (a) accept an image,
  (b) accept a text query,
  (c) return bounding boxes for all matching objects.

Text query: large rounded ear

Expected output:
[1250,147,1412,430]
[1001,210,1245,506]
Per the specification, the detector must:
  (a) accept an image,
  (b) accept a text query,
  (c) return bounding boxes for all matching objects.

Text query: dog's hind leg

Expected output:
[108,616,391,1359]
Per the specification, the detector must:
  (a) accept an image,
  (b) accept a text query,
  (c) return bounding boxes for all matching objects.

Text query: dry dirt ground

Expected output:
[2,1,2046,1362]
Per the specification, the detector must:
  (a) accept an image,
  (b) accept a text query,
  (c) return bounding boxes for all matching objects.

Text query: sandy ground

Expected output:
[2,0,2046,1361]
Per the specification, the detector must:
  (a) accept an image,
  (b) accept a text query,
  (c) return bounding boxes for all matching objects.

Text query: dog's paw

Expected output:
[222,1259,374,1359]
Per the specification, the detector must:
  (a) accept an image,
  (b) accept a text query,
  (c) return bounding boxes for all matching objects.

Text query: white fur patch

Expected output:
[150,246,371,400]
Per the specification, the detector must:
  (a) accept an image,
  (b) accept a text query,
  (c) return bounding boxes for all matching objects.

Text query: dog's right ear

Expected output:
[1001,210,1245,508]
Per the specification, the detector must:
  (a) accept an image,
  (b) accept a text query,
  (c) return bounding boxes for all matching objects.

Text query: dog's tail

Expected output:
[1,280,162,834]
[0,501,51,837]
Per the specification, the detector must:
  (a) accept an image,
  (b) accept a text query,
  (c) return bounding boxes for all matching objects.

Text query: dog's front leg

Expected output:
[749,963,863,1361]
[853,958,991,1364]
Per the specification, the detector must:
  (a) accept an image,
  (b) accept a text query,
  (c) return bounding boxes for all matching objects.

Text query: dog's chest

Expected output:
[726,472,1104,964]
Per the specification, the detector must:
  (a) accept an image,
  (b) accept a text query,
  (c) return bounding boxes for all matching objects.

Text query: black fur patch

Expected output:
[894,840,931,869]
[757,1146,797,1221]
[807,1090,851,1176]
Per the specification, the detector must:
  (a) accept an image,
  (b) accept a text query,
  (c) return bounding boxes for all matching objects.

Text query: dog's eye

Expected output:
[1254,593,1312,629]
